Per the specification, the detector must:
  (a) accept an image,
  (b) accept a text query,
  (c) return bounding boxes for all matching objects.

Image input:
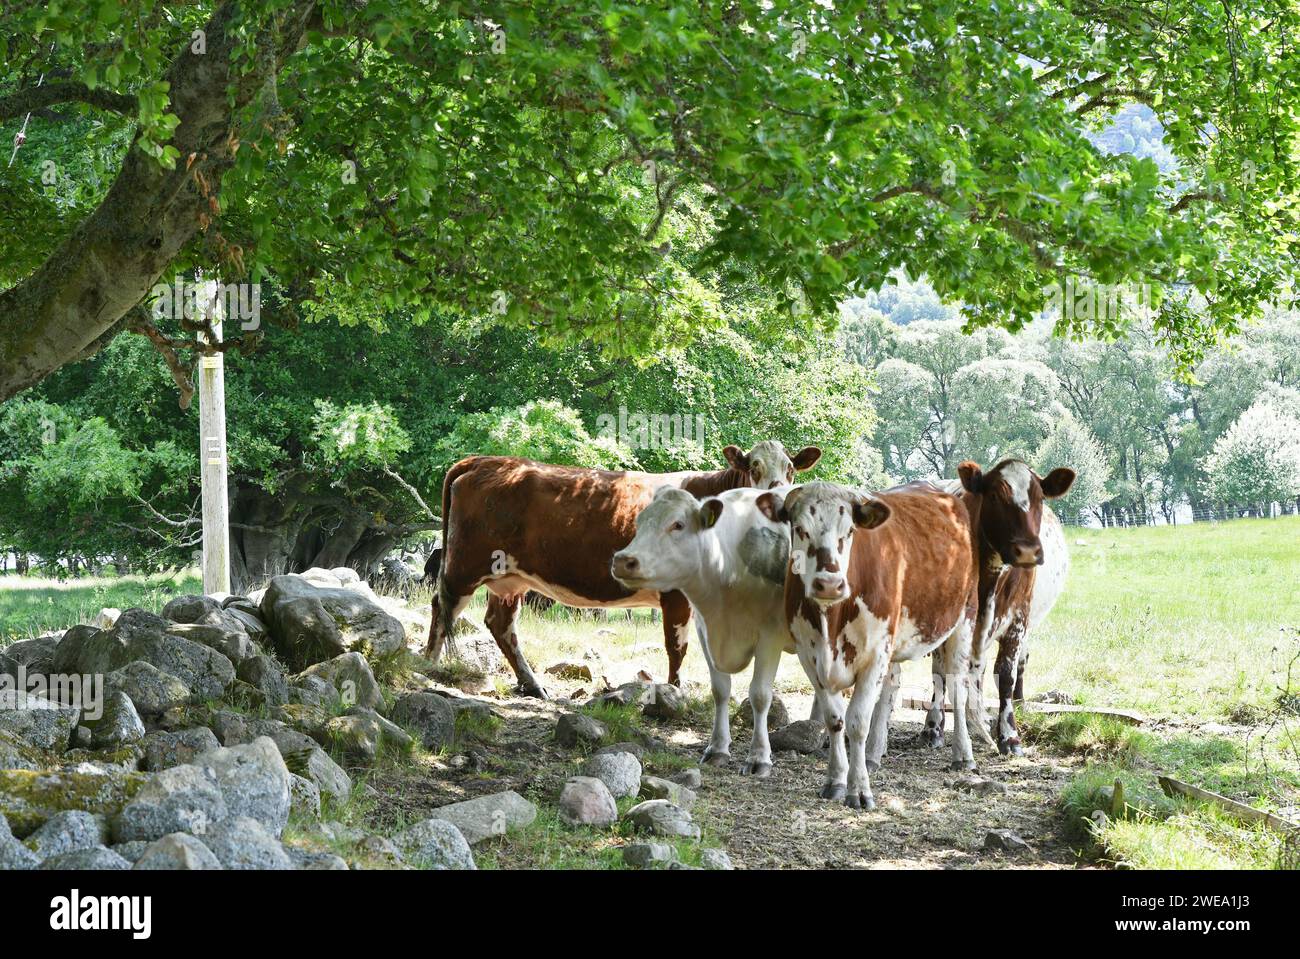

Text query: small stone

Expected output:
[286,848,349,870]
[394,819,476,870]
[283,746,352,803]
[642,684,685,719]
[84,691,146,749]
[622,842,676,867]
[24,810,106,860]
[39,846,130,870]
[622,800,699,839]
[984,828,1031,852]
[427,790,537,845]
[357,834,405,865]
[954,776,1009,797]
[289,773,322,819]
[558,776,618,827]
[389,691,456,751]
[581,751,642,799]
[555,712,607,748]
[141,727,221,771]
[671,768,702,789]
[700,848,733,870]
[203,816,292,870]
[769,719,824,754]
[133,833,223,870]
[737,695,789,730]
[545,662,593,682]
[639,775,697,810]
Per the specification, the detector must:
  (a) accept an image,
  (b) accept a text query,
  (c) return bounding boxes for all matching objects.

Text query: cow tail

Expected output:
[430,458,476,656]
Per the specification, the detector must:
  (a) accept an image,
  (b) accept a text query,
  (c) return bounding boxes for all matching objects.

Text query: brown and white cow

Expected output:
[425,441,821,697]
[923,459,1075,755]
[757,481,980,809]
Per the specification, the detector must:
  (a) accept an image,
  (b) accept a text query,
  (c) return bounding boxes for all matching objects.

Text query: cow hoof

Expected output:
[949,759,977,772]
[740,760,772,778]
[917,728,944,749]
[844,791,876,811]
[864,758,881,773]
[998,740,1023,756]
[701,748,731,767]
[517,683,550,700]
[819,782,846,801]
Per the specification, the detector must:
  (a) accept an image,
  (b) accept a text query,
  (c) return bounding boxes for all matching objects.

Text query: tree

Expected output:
[1202,401,1300,514]
[4,1,1299,399]
[1034,413,1111,525]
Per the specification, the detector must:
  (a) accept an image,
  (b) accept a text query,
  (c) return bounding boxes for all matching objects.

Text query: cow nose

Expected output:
[812,575,844,598]
[1011,540,1043,567]
[611,553,639,578]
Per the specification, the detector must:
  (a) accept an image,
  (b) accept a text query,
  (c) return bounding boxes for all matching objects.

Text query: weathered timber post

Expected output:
[197,277,231,594]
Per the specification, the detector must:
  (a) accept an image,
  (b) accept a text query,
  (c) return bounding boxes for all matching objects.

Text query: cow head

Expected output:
[957,459,1075,568]
[757,482,891,605]
[611,487,724,590]
[723,440,822,490]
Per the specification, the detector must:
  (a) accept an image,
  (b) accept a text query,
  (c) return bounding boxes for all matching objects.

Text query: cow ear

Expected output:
[1040,467,1076,499]
[790,446,822,472]
[852,497,891,530]
[699,499,724,529]
[755,491,787,524]
[723,445,750,472]
[957,461,984,494]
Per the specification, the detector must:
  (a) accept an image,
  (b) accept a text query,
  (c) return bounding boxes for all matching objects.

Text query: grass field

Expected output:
[2,516,1298,869]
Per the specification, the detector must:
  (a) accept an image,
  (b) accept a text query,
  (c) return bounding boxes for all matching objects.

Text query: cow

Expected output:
[757,481,980,809]
[425,441,822,698]
[610,485,809,775]
[922,459,1075,756]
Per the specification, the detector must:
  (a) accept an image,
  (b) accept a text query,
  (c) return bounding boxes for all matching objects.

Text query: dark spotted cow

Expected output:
[758,481,980,809]
[425,442,821,697]
[923,459,1075,756]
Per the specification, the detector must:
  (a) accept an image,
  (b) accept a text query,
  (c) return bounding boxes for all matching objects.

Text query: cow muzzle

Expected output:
[1008,539,1044,567]
[811,575,847,603]
[610,552,643,584]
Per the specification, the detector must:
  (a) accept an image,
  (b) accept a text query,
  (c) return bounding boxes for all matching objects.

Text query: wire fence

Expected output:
[1062,500,1300,528]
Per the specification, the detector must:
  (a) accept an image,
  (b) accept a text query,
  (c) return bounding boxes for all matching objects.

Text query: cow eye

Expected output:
[669,521,684,533]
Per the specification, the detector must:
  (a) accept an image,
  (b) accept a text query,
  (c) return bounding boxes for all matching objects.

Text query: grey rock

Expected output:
[555,712,607,748]
[288,674,339,708]
[671,768,702,789]
[236,655,289,707]
[72,725,93,749]
[25,810,107,859]
[639,775,697,810]
[581,751,642,799]
[104,661,193,715]
[622,841,677,868]
[622,800,699,839]
[39,845,131,870]
[286,847,348,870]
[0,813,40,869]
[642,683,686,719]
[109,840,150,863]
[141,727,221,771]
[113,763,227,842]
[389,691,456,750]
[283,746,352,803]
[194,736,292,837]
[954,776,1009,797]
[161,594,227,626]
[427,790,537,845]
[0,765,146,838]
[325,708,412,762]
[132,832,223,870]
[545,661,593,681]
[594,681,651,707]
[296,652,382,711]
[356,834,405,865]
[558,776,618,827]
[737,694,789,730]
[0,727,47,770]
[167,622,257,665]
[223,607,268,641]
[0,688,79,752]
[260,575,405,670]
[202,816,292,870]
[984,829,1031,852]
[594,740,645,760]
[83,691,145,749]
[395,818,476,870]
[211,713,318,757]
[700,848,733,870]
[769,719,825,754]
[3,634,59,674]
[288,773,321,819]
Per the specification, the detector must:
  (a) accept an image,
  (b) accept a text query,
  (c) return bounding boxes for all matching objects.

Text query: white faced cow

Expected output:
[611,485,810,776]
[924,459,1075,755]
[758,481,980,810]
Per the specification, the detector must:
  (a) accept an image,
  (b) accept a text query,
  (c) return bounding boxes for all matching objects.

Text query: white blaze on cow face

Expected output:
[725,440,822,490]
[1001,460,1033,513]
[611,487,723,591]
[757,483,891,606]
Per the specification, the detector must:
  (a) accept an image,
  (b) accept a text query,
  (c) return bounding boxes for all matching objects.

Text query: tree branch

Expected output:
[0,81,137,122]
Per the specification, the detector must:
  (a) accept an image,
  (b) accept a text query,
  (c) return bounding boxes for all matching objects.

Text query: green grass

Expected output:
[0,569,203,644]
[579,700,643,745]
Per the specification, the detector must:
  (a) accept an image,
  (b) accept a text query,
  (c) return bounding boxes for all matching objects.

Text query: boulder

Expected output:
[594,681,651,708]
[639,775,697,810]
[389,691,456,750]
[395,818,477,870]
[427,790,537,845]
[39,845,131,870]
[53,609,235,701]
[581,751,642,799]
[104,661,193,715]
[202,816,292,870]
[286,848,349,870]
[0,728,46,771]
[555,712,607,748]
[0,688,80,752]
[288,773,322,819]
[113,764,227,842]
[671,768,702,790]
[132,832,223,870]
[259,575,405,669]
[222,606,268,642]
[325,708,412,762]
[141,727,221,771]
[558,776,618,828]
[208,713,318,757]
[700,848,734,870]
[236,655,289,707]
[622,800,699,839]
[2,634,59,674]
[769,719,825,754]
[295,652,382,711]
[0,766,146,838]
[283,747,352,803]
[83,691,145,749]
[194,737,292,837]
[595,741,645,760]
[24,810,107,859]
[622,842,677,867]
[642,683,686,719]
[288,674,340,708]
[167,623,257,665]
[737,694,789,730]
[0,814,40,869]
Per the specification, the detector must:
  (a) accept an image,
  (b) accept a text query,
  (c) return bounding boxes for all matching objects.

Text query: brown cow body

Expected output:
[759,481,980,809]
[427,442,820,697]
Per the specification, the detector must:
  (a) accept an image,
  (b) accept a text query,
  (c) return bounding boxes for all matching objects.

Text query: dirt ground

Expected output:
[368,673,1090,870]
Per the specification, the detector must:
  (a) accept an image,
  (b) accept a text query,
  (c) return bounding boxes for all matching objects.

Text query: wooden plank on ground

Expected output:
[1021,703,1146,724]
[1158,776,1300,834]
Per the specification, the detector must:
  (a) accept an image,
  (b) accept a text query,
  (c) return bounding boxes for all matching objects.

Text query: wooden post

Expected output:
[197,277,231,595]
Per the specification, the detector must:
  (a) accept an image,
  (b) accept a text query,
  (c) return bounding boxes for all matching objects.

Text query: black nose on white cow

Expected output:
[611,552,640,580]
[1010,539,1044,567]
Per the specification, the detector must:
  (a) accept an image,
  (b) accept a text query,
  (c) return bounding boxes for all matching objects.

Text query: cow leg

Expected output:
[1014,648,1028,702]
[659,591,692,687]
[948,619,977,771]
[695,618,732,766]
[741,635,782,777]
[994,625,1025,755]
[793,643,846,800]
[865,662,900,770]
[920,648,946,749]
[845,654,890,811]
[484,592,548,699]
[965,654,996,747]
